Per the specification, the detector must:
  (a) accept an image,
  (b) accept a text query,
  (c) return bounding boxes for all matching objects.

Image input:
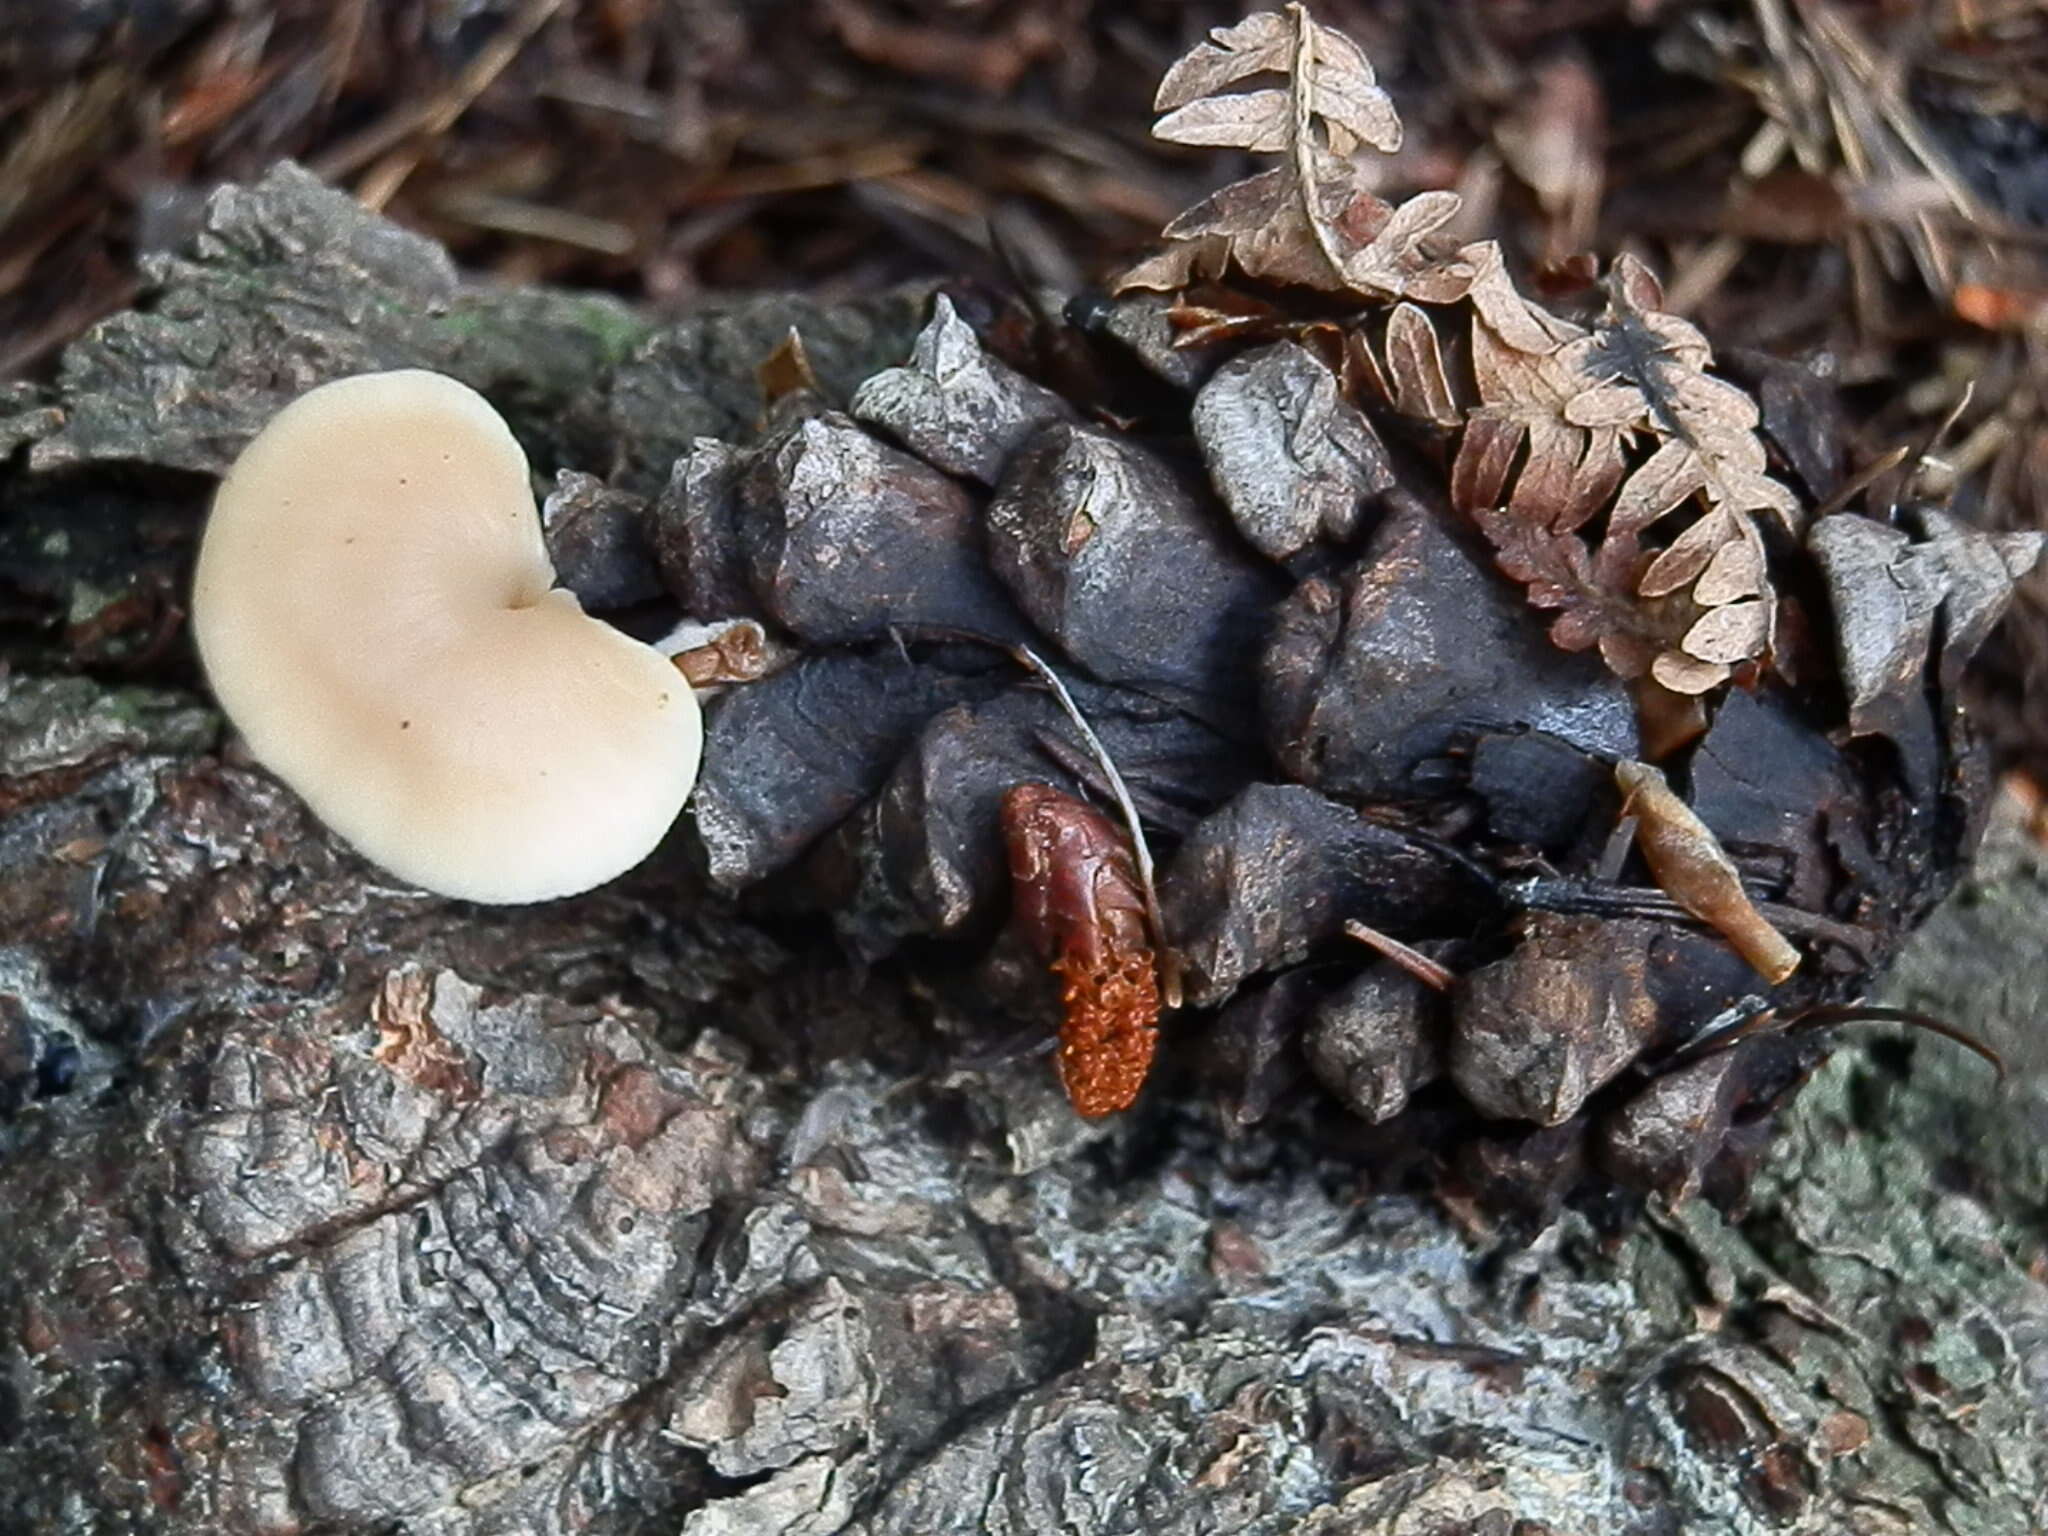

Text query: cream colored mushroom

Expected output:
[192,369,701,903]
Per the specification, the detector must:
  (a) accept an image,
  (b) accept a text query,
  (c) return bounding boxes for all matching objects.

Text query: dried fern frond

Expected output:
[1118,4,1401,294]
[1560,261,1801,530]
[1116,7,1805,698]
[1450,257,1801,693]
[1152,4,1398,156]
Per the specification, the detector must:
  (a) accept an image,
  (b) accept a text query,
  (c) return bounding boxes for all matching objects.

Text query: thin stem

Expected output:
[891,623,1187,1011]
[1512,875,1873,963]
[1655,1000,2006,1081]
[1795,1003,2007,1081]
[1343,920,1454,992]
[1286,2,1350,288]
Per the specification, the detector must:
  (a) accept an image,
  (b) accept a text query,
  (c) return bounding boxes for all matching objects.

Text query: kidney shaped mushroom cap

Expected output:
[193,370,702,903]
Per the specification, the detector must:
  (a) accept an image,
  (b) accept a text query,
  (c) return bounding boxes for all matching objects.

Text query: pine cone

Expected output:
[565,9,2041,1217]
[601,271,2029,1214]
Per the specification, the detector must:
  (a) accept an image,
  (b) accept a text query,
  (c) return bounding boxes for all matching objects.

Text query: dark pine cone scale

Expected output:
[582,275,2035,1219]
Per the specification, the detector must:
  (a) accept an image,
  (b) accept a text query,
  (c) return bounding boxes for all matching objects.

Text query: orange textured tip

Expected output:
[1054,950,1162,1118]
[1001,782,1163,1118]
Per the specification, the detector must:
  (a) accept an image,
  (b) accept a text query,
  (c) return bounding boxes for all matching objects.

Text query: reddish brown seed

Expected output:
[1001,782,1161,1117]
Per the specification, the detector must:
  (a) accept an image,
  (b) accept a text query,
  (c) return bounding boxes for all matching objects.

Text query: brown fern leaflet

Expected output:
[1118,5,1804,698]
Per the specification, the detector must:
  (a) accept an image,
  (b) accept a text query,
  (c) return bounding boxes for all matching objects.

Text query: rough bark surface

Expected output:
[2,167,2045,1536]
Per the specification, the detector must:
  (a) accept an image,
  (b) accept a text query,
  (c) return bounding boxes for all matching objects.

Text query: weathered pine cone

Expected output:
[542,268,2026,1216]
[599,5,2041,1216]
[529,8,2048,1217]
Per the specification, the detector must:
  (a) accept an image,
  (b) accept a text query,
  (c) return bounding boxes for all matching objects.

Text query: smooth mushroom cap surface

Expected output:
[193,369,702,903]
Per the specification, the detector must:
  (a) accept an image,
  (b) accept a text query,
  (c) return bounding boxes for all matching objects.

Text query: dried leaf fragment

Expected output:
[1001,782,1162,1117]
[1114,7,1808,708]
[1467,502,1652,672]
[1458,317,1627,528]
[1557,259,1801,535]
[1381,302,1459,427]
[1338,191,1463,299]
[757,326,823,405]
[670,618,777,689]
[1615,760,1799,983]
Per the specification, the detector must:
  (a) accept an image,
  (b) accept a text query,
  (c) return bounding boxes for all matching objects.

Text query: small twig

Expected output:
[1795,1003,2007,1081]
[687,140,929,203]
[1903,378,1977,500]
[1596,813,1638,882]
[430,191,635,255]
[1651,999,1792,1073]
[1661,233,1746,317]
[1925,378,1977,460]
[1513,875,1873,963]
[1342,920,1454,992]
[1658,1000,2006,1081]
[1809,442,1910,520]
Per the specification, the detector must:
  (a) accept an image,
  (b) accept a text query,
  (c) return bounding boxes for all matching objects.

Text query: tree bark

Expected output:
[1,166,2043,1536]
